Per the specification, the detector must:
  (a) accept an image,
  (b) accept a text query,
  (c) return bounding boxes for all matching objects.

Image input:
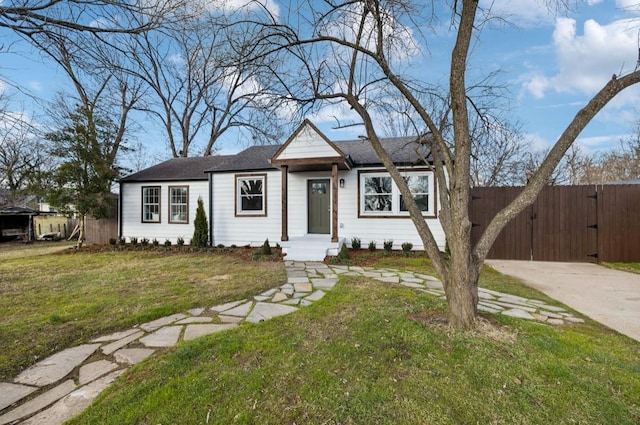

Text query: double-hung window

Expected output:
[169,186,189,223]
[400,175,430,213]
[360,171,434,217]
[363,175,393,212]
[142,186,161,222]
[236,174,266,216]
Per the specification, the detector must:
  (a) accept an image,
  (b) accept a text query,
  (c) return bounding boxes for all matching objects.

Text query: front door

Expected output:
[308,179,330,234]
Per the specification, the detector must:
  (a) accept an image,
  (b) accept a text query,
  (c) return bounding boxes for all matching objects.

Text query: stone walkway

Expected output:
[0,262,584,425]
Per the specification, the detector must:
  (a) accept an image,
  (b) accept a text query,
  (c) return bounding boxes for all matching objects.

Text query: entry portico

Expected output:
[270,120,353,243]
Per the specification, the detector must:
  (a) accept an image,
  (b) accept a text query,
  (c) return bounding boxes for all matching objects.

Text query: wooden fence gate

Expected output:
[470,184,640,263]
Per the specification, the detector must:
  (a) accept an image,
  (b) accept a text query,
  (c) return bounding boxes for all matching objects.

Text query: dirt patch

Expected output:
[409,310,517,344]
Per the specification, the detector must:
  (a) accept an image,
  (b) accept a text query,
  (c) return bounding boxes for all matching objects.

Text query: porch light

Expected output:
[339,178,345,188]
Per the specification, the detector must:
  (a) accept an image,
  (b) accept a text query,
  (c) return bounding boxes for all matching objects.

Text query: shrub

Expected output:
[177,236,185,246]
[108,238,117,246]
[383,239,393,252]
[164,239,172,247]
[368,240,377,251]
[130,236,138,245]
[337,243,350,260]
[401,242,413,256]
[141,237,149,246]
[259,239,272,256]
[351,236,361,250]
[192,196,209,247]
[152,238,159,246]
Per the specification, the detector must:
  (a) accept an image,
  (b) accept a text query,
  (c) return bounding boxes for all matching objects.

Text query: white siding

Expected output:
[211,171,282,247]
[336,169,445,251]
[209,168,442,249]
[120,180,209,244]
[274,126,341,160]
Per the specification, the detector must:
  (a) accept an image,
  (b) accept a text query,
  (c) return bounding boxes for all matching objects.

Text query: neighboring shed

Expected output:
[0,206,38,242]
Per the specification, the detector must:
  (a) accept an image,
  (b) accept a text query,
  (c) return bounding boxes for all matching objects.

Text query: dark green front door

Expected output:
[308,179,330,234]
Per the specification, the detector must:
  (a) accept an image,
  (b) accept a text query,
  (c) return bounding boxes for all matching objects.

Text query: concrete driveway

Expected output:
[485,260,640,343]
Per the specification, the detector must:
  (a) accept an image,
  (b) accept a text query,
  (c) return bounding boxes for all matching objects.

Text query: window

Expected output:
[169,186,189,223]
[360,171,434,217]
[142,186,161,222]
[400,175,430,213]
[363,175,392,212]
[236,174,266,216]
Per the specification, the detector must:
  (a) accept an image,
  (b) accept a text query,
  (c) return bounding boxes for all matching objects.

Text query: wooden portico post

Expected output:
[331,163,338,243]
[281,165,289,241]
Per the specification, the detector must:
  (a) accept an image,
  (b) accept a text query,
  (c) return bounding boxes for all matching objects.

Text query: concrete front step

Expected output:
[281,236,345,261]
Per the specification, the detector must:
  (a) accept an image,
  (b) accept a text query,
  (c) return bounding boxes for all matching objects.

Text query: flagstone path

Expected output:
[0,261,584,424]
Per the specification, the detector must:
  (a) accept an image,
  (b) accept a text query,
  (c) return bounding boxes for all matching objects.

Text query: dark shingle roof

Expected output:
[206,145,280,173]
[120,155,232,182]
[207,136,433,173]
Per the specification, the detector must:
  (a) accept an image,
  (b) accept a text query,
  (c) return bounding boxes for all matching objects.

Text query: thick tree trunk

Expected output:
[444,258,480,329]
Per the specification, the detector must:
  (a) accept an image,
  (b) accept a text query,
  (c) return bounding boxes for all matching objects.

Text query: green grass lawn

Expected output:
[603,262,640,274]
[63,253,640,425]
[0,245,285,380]
[3,247,639,423]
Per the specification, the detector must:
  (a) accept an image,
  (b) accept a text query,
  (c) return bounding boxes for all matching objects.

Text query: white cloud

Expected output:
[28,81,43,92]
[479,0,556,26]
[205,0,280,19]
[616,0,640,13]
[525,17,639,98]
[524,74,550,99]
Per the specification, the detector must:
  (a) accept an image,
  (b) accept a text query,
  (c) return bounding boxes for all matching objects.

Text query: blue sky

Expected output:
[1,0,640,160]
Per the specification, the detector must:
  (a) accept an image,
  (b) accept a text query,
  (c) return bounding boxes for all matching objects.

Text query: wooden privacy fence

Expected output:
[84,197,119,245]
[470,184,640,263]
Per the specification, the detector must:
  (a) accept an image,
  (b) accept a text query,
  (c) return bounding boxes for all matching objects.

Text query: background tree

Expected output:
[119,7,289,157]
[44,106,120,247]
[0,0,182,36]
[258,0,640,329]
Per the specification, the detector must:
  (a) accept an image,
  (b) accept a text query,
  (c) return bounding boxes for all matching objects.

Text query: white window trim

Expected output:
[359,170,435,217]
[235,174,267,217]
[142,186,161,223]
[169,186,189,224]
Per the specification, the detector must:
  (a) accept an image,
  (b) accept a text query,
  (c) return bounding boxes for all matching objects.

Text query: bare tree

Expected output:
[0,110,49,205]
[0,0,182,36]
[256,0,640,329]
[23,26,145,177]
[122,9,288,157]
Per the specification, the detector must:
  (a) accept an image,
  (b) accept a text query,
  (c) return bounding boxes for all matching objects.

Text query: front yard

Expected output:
[0,244,285,381]
[2,245,639,423]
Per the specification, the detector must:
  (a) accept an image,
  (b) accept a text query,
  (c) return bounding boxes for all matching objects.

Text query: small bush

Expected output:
[152,238,159,246]
[177,236,185,246]
[108,238,117,246]
[351,237,361,250]
[383,239,393,252]
[130,236,138,245]
[259,239,272,256]
[141,237,149,246]
[164,239,172,247]
[337,243,350,260]
[401,242,413,256]
[368,240,377,251]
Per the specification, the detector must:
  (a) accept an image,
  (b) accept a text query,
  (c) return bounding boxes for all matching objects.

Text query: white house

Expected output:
[119,120,445,260]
